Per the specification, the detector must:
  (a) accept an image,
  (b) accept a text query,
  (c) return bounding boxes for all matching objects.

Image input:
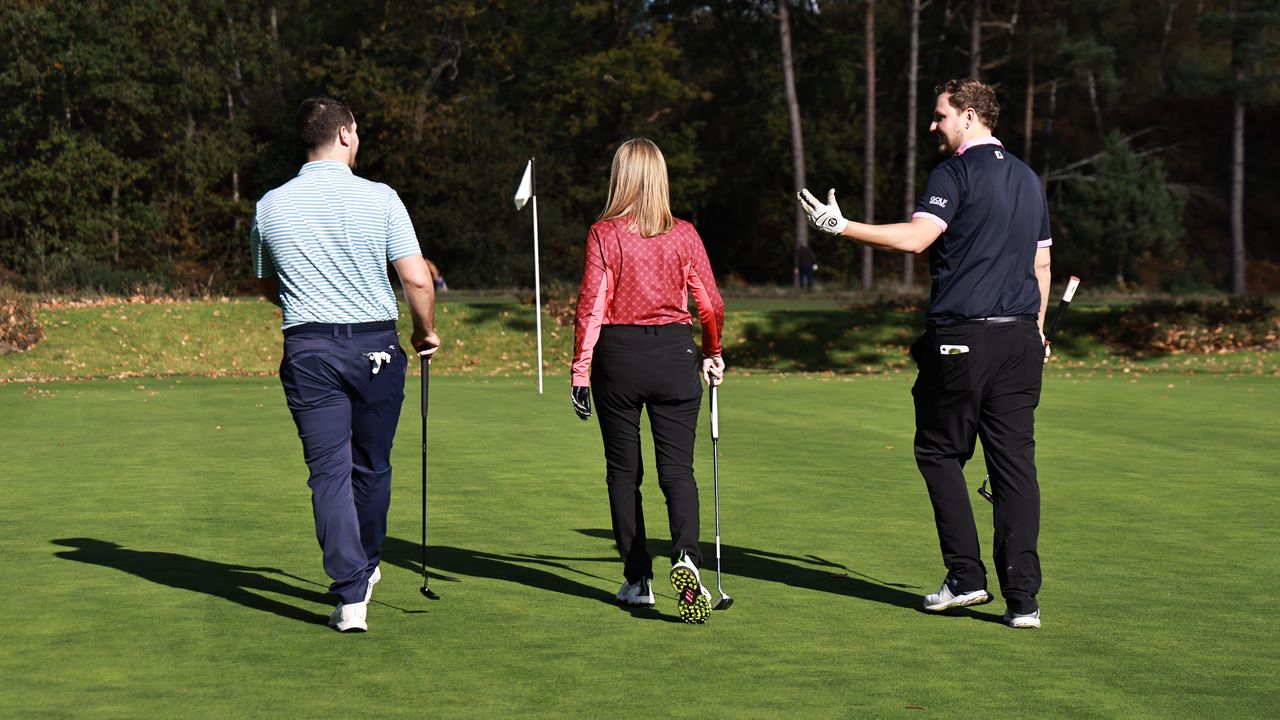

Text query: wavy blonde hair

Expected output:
[598,138,674,238]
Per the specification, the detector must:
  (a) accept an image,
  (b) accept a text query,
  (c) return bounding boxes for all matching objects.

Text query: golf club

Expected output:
[420,355,439,600]
[709,379,733,610]
[979,275,1081,503]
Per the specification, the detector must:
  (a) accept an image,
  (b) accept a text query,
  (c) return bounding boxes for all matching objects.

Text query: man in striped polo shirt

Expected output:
[799,78,1052,629]
[251,96,439,633]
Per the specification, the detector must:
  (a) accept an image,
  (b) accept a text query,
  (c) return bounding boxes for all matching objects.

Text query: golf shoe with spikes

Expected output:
[670,552,711,624]
[1003,609,1041,629]
[616,577,656,607]
[923,575,992,612]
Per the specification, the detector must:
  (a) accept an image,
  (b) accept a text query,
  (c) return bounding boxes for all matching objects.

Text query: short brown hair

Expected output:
[295,95,355,151]
[935,78,1000,131]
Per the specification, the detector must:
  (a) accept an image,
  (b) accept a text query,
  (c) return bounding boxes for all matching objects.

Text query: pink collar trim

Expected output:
[955,136,1003,156]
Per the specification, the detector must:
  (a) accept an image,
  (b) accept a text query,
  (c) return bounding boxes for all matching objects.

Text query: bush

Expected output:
[1091,297,1280,355]
[0,285,43,355]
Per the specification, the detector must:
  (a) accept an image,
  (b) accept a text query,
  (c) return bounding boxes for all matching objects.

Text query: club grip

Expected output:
[709,383,719,440]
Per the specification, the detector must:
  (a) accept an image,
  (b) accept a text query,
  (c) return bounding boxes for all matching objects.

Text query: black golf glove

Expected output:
[571,386,591,421]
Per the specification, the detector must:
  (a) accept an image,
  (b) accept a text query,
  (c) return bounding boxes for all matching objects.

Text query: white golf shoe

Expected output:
[364,565,382,603]
[923,576,992,612]
[616,577,656,607]
[328,600,368,632]
[670,552,711,624]
[1004,609,1041,629]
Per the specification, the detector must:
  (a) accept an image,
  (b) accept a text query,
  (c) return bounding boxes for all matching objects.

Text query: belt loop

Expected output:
[345,324,352,339]
[331,324,338,338]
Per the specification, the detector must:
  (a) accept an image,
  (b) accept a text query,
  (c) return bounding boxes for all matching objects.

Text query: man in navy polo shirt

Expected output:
[798,78,1052,629]
[251,96,440,632]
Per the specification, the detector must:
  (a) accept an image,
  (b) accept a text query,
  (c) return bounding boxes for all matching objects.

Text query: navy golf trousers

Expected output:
[911,318,1044,615]
[279,321,406,604]
[592,324,704,584]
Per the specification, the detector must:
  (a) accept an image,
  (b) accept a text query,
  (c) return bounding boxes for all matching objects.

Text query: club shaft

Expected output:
[427,356,437,586]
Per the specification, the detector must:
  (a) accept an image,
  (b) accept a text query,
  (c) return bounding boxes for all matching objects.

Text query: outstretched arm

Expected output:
[797,188,942,254]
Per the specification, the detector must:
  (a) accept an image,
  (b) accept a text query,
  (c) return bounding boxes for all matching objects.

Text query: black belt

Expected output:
[601,323,691,335]
[933,314,1037,327]
[284,320,397,337]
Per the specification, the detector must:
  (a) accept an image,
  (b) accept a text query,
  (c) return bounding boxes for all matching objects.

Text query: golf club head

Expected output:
[977,484,994,504]
[713,594,734,611]
[420,585,440,600]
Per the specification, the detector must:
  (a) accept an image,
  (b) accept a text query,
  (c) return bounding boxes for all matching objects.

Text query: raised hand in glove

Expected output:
[797,188,849,235]
[571,386,591,420]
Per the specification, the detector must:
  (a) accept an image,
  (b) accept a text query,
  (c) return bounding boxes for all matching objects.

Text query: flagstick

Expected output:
[530,161,544,395]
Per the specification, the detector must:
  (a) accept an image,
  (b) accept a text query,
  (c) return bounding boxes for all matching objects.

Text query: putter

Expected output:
[420,355,439,600]
[708,380,733,610]
[979,276,1081,503]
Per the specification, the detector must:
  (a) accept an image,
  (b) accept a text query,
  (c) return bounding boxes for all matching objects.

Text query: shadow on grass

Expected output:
[51,538,330,626]
[555,529,1002,623]
[378,536,682,622]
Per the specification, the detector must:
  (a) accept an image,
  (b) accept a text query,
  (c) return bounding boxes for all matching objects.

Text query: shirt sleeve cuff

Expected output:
[912,212,948,232]
[1037,238,1053,247]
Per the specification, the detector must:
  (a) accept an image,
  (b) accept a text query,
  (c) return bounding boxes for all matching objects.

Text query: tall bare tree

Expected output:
[970,0,982,78]
[1229,0,1246,295]
[1023,1,1035,162]
[862,0,876,289]
[778,0,808,285]
[903,0,921,287]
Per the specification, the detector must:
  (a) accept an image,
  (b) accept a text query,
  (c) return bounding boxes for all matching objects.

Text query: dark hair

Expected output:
[934,78,1000,131]
[295,95,355,151]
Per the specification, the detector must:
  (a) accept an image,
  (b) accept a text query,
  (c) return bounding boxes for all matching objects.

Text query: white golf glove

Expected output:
[797,188,848,235]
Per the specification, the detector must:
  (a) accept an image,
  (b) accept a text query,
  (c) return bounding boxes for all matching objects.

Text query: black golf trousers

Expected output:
[592,324,704,584]
[911,318,1044,615]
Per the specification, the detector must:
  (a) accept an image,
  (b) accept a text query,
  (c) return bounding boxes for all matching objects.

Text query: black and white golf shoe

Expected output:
[670,552,711,624]
[616,577,656,607]
[922,575,992,612]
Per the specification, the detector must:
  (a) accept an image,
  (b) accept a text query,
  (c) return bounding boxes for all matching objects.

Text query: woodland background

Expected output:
[2,0,1277,295]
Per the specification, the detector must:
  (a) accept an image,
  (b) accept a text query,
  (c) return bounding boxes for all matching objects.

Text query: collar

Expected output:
[955,136,1003,156]
[299,160,353,175]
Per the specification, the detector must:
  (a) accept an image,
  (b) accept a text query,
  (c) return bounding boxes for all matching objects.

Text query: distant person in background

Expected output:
[571,137,726,624]
[798,78,1052,629]
[796,244,817,289]
[426,259,448,292]
[250,95,440,633]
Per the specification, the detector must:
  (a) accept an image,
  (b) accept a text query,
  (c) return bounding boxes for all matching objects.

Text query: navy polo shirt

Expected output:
[912,137,1051,325]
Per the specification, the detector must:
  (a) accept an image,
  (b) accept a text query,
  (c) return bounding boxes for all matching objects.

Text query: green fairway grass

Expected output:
[3,372,1277,718]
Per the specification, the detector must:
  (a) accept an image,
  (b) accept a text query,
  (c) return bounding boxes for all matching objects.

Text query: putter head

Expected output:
[420,586,440,600]
[713,594,734,611]
[977,485,994,504]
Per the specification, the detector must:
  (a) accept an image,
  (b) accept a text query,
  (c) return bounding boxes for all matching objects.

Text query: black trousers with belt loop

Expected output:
[591,323,704,584]
[910,316,1044,615]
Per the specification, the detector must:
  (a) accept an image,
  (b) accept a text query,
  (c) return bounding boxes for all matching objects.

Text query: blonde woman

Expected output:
[571,138,726,624]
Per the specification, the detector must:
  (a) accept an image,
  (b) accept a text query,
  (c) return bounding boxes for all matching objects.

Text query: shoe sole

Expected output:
[670,566,710,624]
[923,591,993,612]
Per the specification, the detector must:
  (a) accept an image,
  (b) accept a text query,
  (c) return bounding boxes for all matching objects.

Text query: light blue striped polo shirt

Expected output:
[250,161,422,329]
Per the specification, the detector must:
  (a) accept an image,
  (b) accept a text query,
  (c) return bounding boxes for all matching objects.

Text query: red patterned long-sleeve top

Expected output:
[571,217,725,387]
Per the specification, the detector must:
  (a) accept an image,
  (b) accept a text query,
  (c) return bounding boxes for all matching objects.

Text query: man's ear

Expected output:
[337,125,352,147]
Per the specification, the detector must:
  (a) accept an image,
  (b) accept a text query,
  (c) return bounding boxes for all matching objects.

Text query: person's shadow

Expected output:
[378,536,681,622]
[514,530,1002,623]
[52,538,332,626]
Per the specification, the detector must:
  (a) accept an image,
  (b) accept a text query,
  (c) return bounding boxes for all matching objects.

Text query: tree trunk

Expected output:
[111,182,120,268]
[1230,0,1246,295]
[862,0,876,289]
[970,0,982,79]
[903,0,920,287]
[1023,2,1034,163]
[778,1,808,286]
[1087,68,1103,135]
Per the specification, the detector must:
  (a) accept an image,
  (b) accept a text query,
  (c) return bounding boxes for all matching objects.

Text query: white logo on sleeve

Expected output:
[929,196,948,208]
[995,150,1005,160]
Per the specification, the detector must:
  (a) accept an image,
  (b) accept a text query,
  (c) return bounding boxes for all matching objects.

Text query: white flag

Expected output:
[513,160,533,210]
